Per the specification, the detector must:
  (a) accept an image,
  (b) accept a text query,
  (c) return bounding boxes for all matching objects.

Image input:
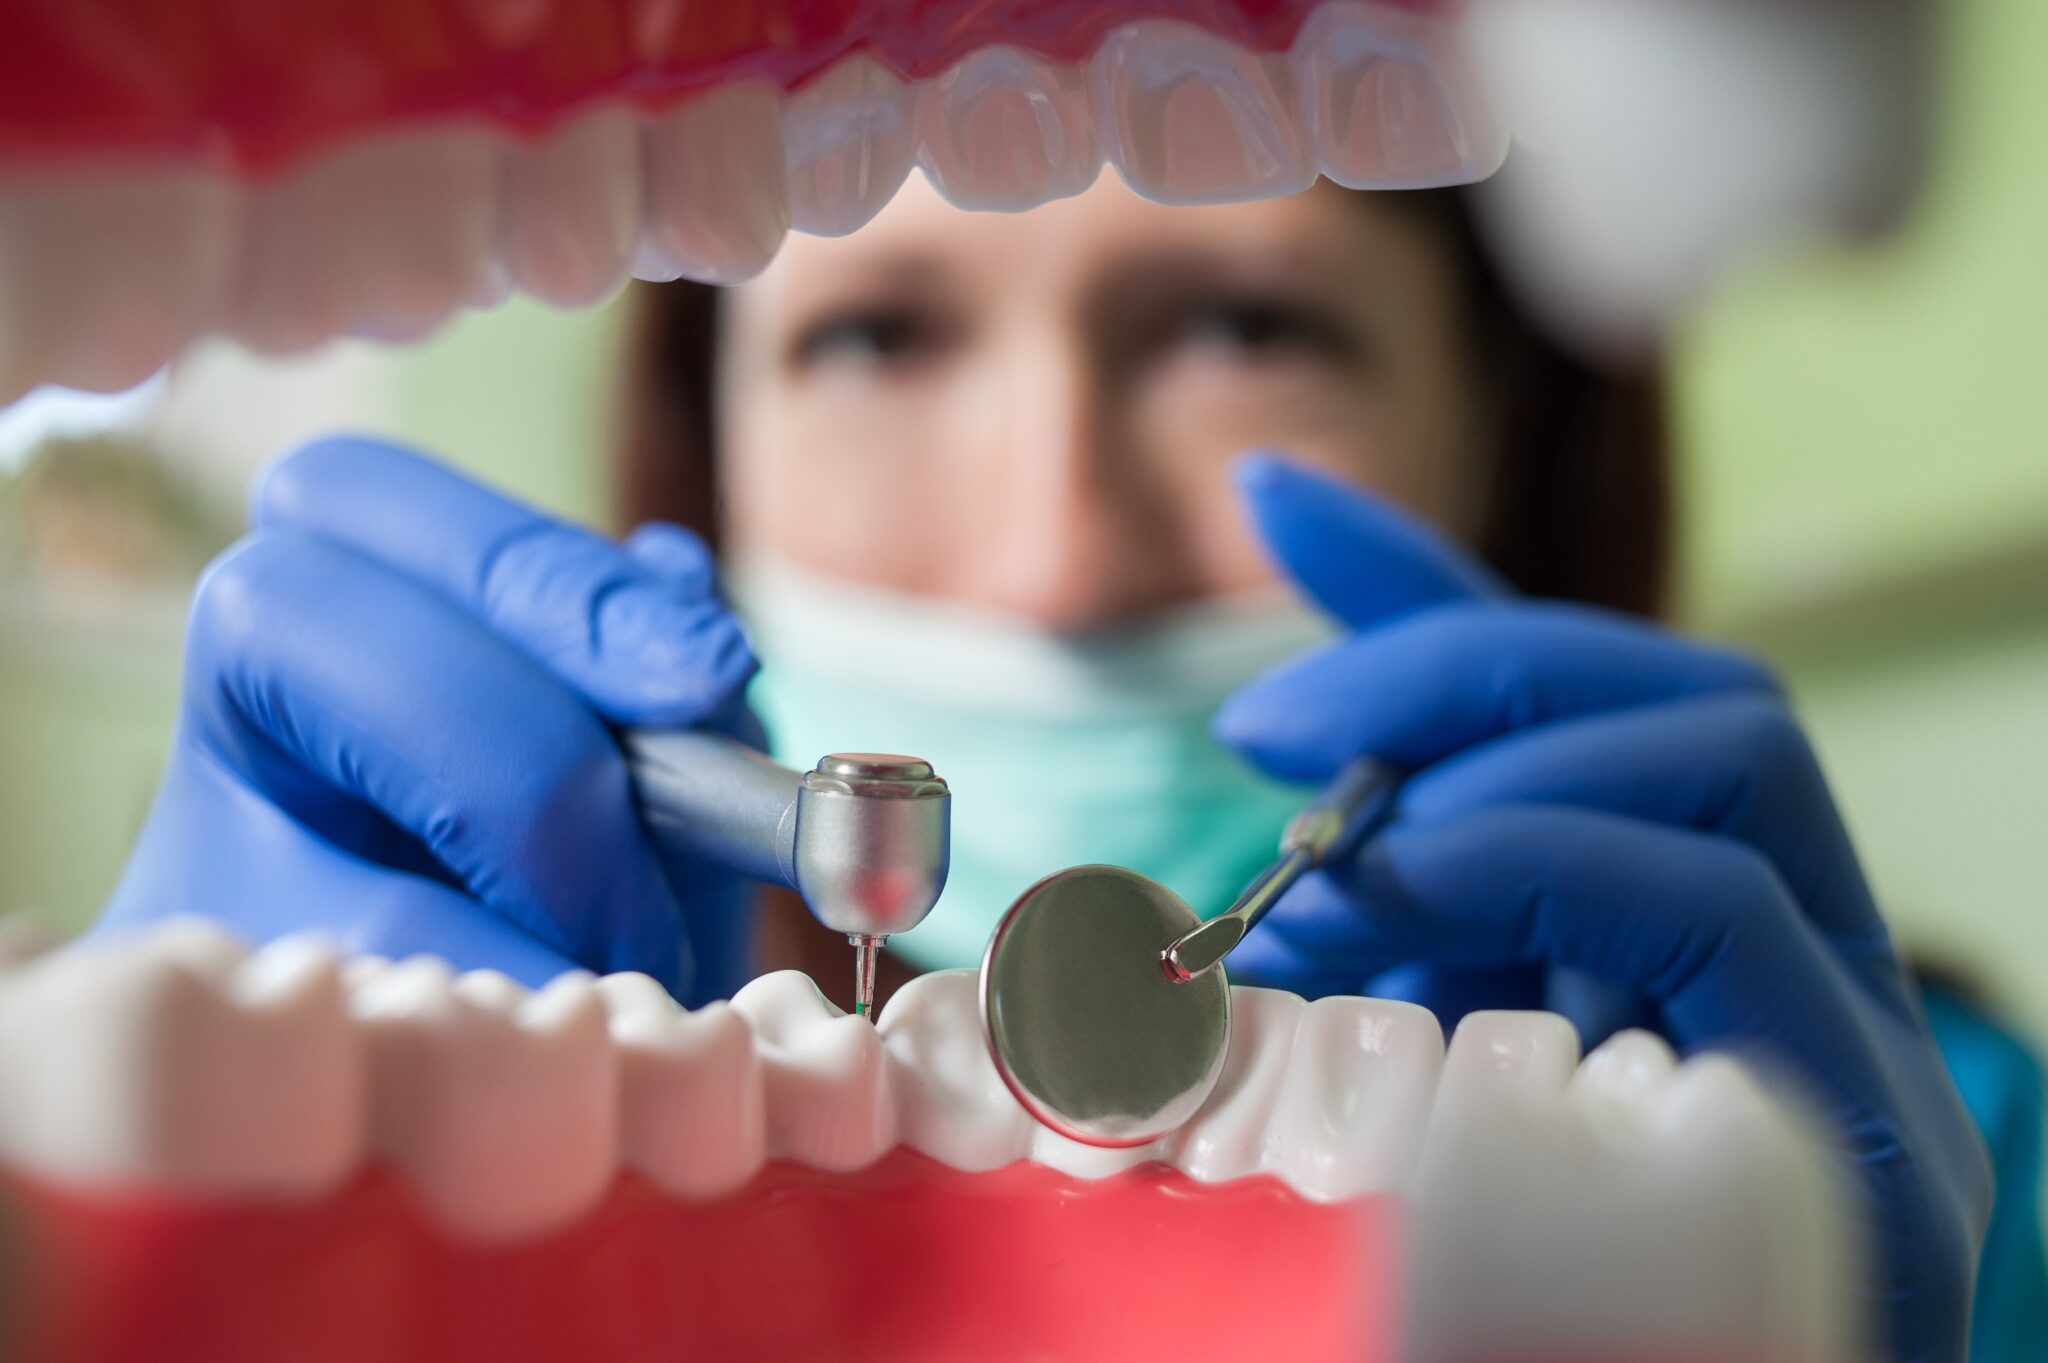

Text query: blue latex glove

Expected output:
[1216,454,1992,1363]
[95,436,759,1004]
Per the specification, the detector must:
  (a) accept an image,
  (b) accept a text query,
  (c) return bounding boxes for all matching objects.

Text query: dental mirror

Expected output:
[979,758,1399,1149]
[980,865,1230,1148]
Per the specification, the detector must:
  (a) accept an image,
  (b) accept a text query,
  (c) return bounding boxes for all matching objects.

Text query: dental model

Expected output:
[0,920,1853,1363]
[0,0,1504,403]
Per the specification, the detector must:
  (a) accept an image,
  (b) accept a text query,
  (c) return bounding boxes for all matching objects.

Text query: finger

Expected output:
[1215,601,1777,782]
[254,435,754,727]
[186,530,693,989]
[1402,692,1883,941]
[1233,452,1507,628]
[624,521,718,596]
[1252,804,1908,1082]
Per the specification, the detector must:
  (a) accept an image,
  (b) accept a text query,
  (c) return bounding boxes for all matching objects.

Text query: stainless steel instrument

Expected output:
[979,757,1397,1146]
[625,730,950,1016]
[1161,756,1398,983]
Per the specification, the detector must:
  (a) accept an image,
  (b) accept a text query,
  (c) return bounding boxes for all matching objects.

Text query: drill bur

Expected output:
[851,934,884,1018]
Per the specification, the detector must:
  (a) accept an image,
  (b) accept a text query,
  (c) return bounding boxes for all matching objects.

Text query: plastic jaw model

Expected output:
[0,920,1857,1363]
[0,0,1509,404]
[0,3,1866,1357]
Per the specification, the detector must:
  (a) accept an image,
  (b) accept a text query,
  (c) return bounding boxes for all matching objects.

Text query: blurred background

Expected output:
[1,0,2043,1043]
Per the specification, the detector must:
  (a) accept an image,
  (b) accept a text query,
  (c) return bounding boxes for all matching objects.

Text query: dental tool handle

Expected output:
[1281,755,1401,867]
[624,728,801,890]
[1161,757,1399,983]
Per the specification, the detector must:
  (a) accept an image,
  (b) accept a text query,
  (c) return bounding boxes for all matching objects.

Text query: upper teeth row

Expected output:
[0,1,1502,407]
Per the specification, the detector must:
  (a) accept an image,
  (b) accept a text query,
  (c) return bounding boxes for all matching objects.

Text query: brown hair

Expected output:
[613,187,1671,617]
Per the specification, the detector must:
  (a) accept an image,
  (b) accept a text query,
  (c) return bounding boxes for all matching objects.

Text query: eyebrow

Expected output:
[1089,243,1358,314]
[787,249,953,299]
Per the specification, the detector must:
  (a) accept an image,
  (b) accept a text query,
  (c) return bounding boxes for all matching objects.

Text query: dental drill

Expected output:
[624,732,950,1017]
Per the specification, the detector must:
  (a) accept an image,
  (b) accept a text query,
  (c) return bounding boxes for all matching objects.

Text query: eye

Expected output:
[1170,296,1358,364]
[791,306,950,371]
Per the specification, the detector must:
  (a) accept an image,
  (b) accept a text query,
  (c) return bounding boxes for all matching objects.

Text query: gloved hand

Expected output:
[1216,454,1991,1363]
[94,436,759,1005]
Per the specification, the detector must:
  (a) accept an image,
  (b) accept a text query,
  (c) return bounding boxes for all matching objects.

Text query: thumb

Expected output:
[1234,452,1507,629]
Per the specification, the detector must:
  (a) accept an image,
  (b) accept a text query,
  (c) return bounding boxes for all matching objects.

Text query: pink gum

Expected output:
[0,0,1455,175]
[2,1149,1396,1363]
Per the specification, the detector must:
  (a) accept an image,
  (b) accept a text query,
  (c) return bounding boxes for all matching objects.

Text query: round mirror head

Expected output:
[979,865,1231,1148]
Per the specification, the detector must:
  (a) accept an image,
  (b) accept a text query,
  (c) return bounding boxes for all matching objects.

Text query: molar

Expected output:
[597,972,766,1198]
[0,928,362,1197]
[1088,20,1313,205]
[730,971,894,1171]
[782,56,916,237]
[637,82,791,285]
[875,970,1032,1172]
[1269,993,1443,1200]
[496,107,641,307]
[1293,1,1509,190]
[226,126,498,352]
[916,48,1101,212]
[1569,1027,1679,1142]
[1410,1015,1852,1361]
[0,171,235,403]
[351,959,616,1240]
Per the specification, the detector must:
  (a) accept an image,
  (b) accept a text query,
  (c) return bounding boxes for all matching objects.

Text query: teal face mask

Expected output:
[728,557,1333,972]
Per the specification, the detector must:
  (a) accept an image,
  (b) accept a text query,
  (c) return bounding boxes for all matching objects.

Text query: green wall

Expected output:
[1674,0,2048,1037]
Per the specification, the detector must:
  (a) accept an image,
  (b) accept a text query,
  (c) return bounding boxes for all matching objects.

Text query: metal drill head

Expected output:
[792,753,950,938]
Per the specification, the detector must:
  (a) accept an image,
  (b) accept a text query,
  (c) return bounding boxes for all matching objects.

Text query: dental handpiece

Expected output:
[623,730,951,1017]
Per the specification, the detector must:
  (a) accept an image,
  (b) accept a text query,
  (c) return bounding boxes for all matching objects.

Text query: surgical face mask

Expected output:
[727,555,1335,973]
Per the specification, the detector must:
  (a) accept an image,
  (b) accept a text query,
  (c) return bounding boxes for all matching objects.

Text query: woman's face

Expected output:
[718,172,1489,631]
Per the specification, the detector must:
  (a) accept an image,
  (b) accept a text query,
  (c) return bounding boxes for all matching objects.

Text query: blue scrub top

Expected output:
[1921,980,2048,1361]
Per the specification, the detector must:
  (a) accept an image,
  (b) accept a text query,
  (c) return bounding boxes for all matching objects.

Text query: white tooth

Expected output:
[209,936,365,1194]
[1435,1008,1580,1116]
[782,56,916,237]
[1293,1,1510,190]
[1269,993,1444,1200]
[0,931,362,1197]
[876,970,1031,1171]
[1569,1027,1678,1140]
[341,954,394,992]
[730,971,893,1170]
[496,108,641,307]
[1413,1027,1854,1360]
[227,127,499,353]
[916,48,1101,212]
[450,967,532,1011]
[1160,987,1302,1185]
[637,82,791,284]
[592,968,676,1023]
[1088,21,1314,205]
[132,916,250,983]
[0,171,235,403]
[352,959,616,1239]
[598,973,765,1197]
[1644,1052,1856,1354]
